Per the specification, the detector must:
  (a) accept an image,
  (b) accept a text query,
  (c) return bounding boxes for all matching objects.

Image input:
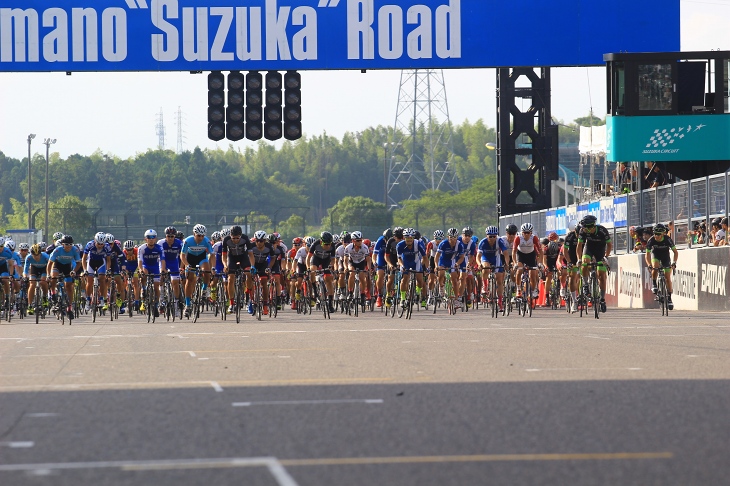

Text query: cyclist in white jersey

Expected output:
[512,223,542,299]
[344,231,371,304]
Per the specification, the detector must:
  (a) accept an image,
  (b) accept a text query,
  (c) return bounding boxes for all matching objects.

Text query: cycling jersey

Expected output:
[23,252,50,278]
[182,235,214,256]
[513,235,540,254]
[49,246,81,267]
[212,241,224,272]
[308,240,336,261]
[477,237,507,270]
[436,239,465,268]
[562,232,579,264]
[294,246,308,264]
[10,251,22,278]
[345,243,370,265]
[396,239,426,272]
[459,237,477,269]
[646,235,675,267]
[84,241,112,269]
[138,243,165,272]
[373,235,388,267]
[270,243,285,272]
[578,225,611,260]
[251,242,275,265]
[221,235,253,256]
[120,248,139,273]
[384,237,400,266]
[162,238,183,273]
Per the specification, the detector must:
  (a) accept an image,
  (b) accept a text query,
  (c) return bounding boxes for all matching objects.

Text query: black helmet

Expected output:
[165,226,177,236]
[267,233,278,244]
[462,226,473,237]
[230,225,243,236]
[61,235,74,245]
[320,231,333,244]
[383,228,393,240]
[414,230,421,240]
[175,231,184,240]
[506,224,518,235]
[653,223,668,234]
[540,237,549,246]
[342,232,352,244]
[580,214,597,227]
[393,227,404,238]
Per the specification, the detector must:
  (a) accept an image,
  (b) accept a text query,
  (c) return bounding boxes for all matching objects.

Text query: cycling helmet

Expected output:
[363,239,371,247]
[211,231,221,241]
[30,243,41,255]
[342,232,352,244]
[414,231,422,240]
[320,231,333,244]
[272,232,280,240]
[103,233,114,244]
[39,241,46,248]
[383,228,393,240]
[18,242,29,251]
[520,223,533,233]
[123,240,136,250]
[653,223,668,234]
[61,235,74,245]
[175,231,184,240]
[403,228,416,238]
[340,230,350,240]
[485,226,499,235]
[351,231,363,240]
[0,236,5,247]
[506,224,518,235]
[221,228,231,238]
[433,230,445,240]
[52,232,63,241]
[541,237,549,246]
[580,215,597,227]
[548,231,559,241]
[393,227,404,238]
[253,230,267,241]
[462,226,473,237]
[567,220,578,232]
[332,234,341,244]
[75,244,83,252]
[267,233,278,244]
[230,225,243,236]
[94,232,106,244]
[193,224,207,236]
[4,240,15,251]
[144,229,157,239]
[446,228,459,238]
[305,236,316,247]
[292,237,303,245]
[165,226,177,236]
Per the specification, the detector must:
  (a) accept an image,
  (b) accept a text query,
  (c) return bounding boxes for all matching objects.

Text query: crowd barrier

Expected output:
[604,246,729,311]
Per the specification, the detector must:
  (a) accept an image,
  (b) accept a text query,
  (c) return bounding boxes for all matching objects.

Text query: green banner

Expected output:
[607,114,730,162]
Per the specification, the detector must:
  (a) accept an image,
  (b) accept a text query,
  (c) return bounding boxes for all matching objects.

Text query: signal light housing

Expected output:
[264,71,283,141]
[283,70,302,140]
[226,71,245,141]
[207,71,225,141]
[245,71,263,141]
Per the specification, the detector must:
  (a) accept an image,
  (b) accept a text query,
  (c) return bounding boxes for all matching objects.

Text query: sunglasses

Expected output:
[165,235,175,238]
[488,235,497,238]
[231,235,241,239]
[145,236,156,240]
[353,239,362,242]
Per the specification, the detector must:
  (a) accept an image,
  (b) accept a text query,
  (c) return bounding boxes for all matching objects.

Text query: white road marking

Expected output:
[188,351,196,357]
[26,413,58,417]
[0,441,34,448]
[585,335,610,340]
[233,399,383,407]
[526,368,642,372]
[210,381,223,392]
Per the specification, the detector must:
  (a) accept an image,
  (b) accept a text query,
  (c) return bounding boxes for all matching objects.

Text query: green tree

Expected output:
[322,196,392,234]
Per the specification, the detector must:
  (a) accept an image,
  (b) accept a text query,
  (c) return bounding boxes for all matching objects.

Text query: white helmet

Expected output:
[221,228,231,238]
[568,220,578,232]
[52,232,63,241]
[304,236,315,247]
[123,240,136,250]
[104,233,114,244]
[193,224,207,236]
[211,231,222,241]
[351,231,363,240]
[253,230,267,241]
[144,229,157,239]
[18,242,30,251]
[520,223,533,233]
[0,236,5,247]
[403,228,416,237]
[4,239,15,251]
[94,232,106,244]
[446,228,459,238]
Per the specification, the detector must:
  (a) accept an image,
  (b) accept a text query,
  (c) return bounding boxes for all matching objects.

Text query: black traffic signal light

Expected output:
[245,71,263,141]
[264,71,282,141]
[283,70,302,140]
[207,71,225,141]
[226,71,245,142]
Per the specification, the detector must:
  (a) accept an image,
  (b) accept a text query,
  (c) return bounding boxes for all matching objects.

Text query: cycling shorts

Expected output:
[516,251,538,268]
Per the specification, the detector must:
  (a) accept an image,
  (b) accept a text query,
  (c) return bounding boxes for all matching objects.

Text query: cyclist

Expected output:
[383,227,404,307]
[82,232,113,312]
[161,226,184,317]
[250,231,277,315]
[542,231,564,307]
[345,231,372,307]
[435,228,466,309]
[576,214,612,313]
[561,220,581,313]
[333,233,347,301]
[23,243,50,314]
[181,224,214,318]
[120,240,141,313]
[269,233,287,311]
[512,223,542,302]
[459,227,478,308]
[477,226,509,311]
[425,230,445,305]
[5,240,22,295]
[288,237,305,310]
[221,225,255,315]
[645,223,678,310]
[307,231,337,313]
[138,229,167,317]
[49,235,81,319]
[396,228,427,308]
[372,228,393,307]
[292,236,314,307]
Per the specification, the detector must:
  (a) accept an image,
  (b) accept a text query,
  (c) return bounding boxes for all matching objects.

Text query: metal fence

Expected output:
[500,171,730,254]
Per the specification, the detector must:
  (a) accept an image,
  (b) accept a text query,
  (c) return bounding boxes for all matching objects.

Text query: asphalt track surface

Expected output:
[1,304,729,485]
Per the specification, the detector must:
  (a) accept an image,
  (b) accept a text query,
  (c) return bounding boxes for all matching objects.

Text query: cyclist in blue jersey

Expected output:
[138,229,167,317]
[120,240,141,312]
[434,228,466,308]
[459,227,478,308]
[5,240,22,295]
[180,224,214,318]
[105,234,125,310]
[161,226,183,316]
[0,236,16,302]
[23,244,50,314]
[49,235,82,319]
[372,228,393,308]
[477,226,509,311]
[396,228,428,308]
[82,232,113,311]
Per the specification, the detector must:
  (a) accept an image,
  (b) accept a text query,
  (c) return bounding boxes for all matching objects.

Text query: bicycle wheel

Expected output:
[658,275,668,316]
[592,274,600,319]
[490,277,498,318]
[405,278,416,319]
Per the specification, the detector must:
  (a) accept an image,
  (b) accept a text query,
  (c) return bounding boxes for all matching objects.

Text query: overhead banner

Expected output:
[0,0,680,72]
[607,114,730,162]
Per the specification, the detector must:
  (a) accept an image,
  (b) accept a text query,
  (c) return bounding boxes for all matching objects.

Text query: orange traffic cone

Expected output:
[537,280,547,307]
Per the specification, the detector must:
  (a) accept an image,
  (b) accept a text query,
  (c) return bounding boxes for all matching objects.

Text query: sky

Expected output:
[1,0,729,161]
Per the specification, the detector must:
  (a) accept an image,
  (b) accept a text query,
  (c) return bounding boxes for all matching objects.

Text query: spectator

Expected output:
[711,218,723,246]
[720,218,728,246]
[692,200,702,218]
[644,162,667,188]
[634,228,651,253]
[612,162,635,194]
[691,221,706,245]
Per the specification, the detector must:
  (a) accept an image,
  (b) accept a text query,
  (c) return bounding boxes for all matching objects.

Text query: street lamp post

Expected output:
[383,142,392,206]
[27,134,36,230]
[485,141,499,219]
[43,138,57,240]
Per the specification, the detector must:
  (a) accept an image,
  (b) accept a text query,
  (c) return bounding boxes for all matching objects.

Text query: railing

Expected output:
[500,171,730,254]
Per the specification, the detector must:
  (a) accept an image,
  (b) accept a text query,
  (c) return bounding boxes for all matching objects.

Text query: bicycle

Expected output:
[230,267,247,323]
[54,278,72,325]
[398,269,419,319]
[250,271,264,321]
[548,267,561,310]
[88,270,103,323]
[160,272,175,322]
[123,270,137,318]
[16,277,28,319]
[313,269,331,319]
[267,275,278,318]
[483,266,503,319]
[30,278,46,324]
[502,266,516,317]
[516,265,534,317]
[581,259,606,320]
[108,272,119,321]
[443,270,457,315]
[654,264,675,316]
[0,277,12,322]
[387,269,401,318]
[143,273,159,323]
[215,272,228,321]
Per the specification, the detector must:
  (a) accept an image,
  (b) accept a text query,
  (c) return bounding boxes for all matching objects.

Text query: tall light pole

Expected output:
[486,141,499,219]
[43,138,57,240]
[27,133,36,229]
[383,142,392,206]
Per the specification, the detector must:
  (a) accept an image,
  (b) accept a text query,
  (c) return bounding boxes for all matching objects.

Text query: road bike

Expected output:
[654,264,675,316]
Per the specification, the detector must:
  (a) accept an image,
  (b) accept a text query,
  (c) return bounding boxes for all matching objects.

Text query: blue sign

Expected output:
[0,0,680,72]
[614,196,627,227]
[607,114,730,162]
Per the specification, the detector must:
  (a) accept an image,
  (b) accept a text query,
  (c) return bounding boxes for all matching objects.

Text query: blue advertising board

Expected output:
[0,0,680,72]
[607,114,730,162]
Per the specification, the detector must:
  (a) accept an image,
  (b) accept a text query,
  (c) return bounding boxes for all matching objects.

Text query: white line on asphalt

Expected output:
[0,441,34,448]
[585,335,610,340]
[187,351,196,357]
[26,413,58,417]
[525,368,642,372]
[232,399,384,407]
[210,381,223,392]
